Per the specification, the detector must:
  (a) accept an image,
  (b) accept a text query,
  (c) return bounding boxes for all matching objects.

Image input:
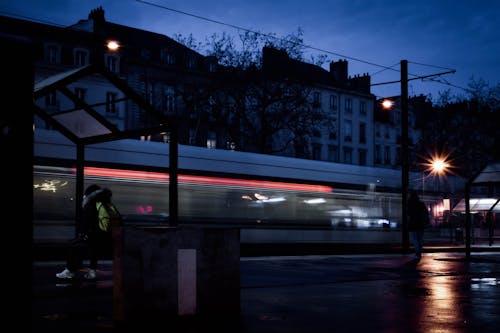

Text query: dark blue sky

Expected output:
[2,0,499,101]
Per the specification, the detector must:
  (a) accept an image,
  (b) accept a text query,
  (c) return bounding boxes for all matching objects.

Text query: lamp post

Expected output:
[381,60,409,252]
[401,60,410,253]
[376,60,455,253]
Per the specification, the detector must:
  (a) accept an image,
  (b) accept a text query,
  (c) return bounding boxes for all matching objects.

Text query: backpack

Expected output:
[96,201,122,232]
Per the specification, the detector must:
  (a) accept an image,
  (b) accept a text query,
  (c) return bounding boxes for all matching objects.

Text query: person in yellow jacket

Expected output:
[56,185,115,279]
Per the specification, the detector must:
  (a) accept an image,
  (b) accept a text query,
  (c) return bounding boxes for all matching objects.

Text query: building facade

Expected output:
[1,7,423,168]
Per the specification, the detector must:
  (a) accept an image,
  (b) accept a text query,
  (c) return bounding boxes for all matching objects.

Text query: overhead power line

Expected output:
[135,0,400,72]
[135,1,461,91]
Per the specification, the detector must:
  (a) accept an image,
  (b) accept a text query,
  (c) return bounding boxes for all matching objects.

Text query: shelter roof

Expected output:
[472,162,500,185]
[33,64,169,145]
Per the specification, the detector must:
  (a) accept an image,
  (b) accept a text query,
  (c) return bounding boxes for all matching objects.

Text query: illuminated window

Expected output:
[207,131,216,149]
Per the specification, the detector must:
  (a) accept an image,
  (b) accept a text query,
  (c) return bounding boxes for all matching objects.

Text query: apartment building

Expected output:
[0,7,422,168]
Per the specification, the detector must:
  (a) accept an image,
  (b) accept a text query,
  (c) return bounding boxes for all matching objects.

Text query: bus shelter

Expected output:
[462,162,500,258]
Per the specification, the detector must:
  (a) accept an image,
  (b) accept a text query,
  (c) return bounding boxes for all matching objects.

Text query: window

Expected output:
[106,92,117,114]
[74,88,86,105]
[384,146,391,164]
[186,55,196,69]
[312,144,322,160]
[141,48,151,61]
[344,121,352,142]
[343,147,352,164]
[313,130,321,138]
[359,149,367,166]
[207,131,216,149]
[312,92,321,108]
[160,48,175,65]
[146,82,154,104]
[74,49,89,67]
[359,123,366,143]
[163,86,175,115]
[45,91,58,109]
[329,94,337,110]
[375,145,381,164]
[161,132,170,143]
[226,140,236,150]
[189,128,196,145]
[328,145,338,162]
[208,62,217,72]
[375,124,381,138]
[360,101,366,115]
[105,54,119,73]
[345,98,352,113]
[45,44,60,64]
[329,131,337,140]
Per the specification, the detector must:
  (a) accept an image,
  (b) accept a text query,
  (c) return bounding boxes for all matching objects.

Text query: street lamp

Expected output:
[106,40,120,51]
[374,60,455,253]
[422,151,454,178]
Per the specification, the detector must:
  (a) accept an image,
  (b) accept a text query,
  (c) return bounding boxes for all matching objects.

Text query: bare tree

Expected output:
[174,28,334,156]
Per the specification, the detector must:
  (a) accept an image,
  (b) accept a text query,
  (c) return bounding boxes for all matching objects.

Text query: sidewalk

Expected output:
[32,250,500,332]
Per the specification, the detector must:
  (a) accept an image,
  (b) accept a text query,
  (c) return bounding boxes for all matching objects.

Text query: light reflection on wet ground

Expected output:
[33,252,500,332]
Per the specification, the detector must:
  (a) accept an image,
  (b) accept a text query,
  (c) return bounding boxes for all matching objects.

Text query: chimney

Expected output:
[348,73,371,94]
[89,6,105,23]
[330,59,348,82]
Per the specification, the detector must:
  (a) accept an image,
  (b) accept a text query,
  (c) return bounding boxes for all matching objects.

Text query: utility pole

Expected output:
[401,60,409,253]
[371,61,455,253]
[169,118,179,227]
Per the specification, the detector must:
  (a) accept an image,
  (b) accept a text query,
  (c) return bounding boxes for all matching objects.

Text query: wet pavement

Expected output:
[32,251,500,332]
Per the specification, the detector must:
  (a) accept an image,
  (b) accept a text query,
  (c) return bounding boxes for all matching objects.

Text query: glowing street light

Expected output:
[106,40,120,51]
[431,158,450,176]
[422,151,454,177]
[381,99,394,109]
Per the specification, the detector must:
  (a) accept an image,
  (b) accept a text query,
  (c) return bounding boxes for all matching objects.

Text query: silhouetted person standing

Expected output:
[407,191,429,260]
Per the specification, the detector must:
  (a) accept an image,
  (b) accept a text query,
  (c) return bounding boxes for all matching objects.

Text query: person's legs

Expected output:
[56,237,86,278]
[410,231,422,259]
[412,230,424,259]
[85,232,112,279]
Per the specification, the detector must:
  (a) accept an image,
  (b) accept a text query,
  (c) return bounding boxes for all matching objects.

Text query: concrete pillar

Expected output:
[113,226,240,323]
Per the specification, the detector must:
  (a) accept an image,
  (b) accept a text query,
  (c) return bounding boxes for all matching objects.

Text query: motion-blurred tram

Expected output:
[33,129,439,246]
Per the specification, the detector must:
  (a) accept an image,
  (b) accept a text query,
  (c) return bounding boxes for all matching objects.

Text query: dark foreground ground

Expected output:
[32,247,500,333]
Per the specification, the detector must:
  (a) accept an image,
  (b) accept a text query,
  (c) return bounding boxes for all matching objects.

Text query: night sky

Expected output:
[2,0,499,101]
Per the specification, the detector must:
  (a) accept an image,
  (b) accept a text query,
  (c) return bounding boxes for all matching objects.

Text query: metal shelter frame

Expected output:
[33,64,179,228]
[464,162,500,258]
